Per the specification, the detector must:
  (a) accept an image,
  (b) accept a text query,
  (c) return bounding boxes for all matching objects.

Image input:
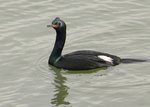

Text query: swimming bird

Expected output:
[47,17,149,70]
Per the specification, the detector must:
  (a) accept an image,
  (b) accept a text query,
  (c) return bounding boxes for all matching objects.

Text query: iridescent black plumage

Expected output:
[47,17,149,70]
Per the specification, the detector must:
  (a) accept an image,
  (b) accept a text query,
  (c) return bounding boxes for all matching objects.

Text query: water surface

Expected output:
[0,0,150,107]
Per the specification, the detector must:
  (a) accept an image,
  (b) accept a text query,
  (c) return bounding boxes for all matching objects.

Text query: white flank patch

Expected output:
[98,55,113,64]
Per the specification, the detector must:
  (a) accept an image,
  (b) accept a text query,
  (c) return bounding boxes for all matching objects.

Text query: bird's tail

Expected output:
[121,58,150,63]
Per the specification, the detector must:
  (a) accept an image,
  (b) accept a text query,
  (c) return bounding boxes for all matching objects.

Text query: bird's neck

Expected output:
[49,30,66,65]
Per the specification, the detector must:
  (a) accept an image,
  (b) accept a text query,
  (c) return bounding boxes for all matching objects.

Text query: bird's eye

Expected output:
[55,22,61,26]
[55,22,58,25]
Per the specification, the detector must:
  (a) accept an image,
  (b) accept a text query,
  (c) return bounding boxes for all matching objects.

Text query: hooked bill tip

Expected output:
[47,25,53,27]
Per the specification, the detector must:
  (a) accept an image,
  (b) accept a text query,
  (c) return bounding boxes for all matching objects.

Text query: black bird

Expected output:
[47,17,149,70]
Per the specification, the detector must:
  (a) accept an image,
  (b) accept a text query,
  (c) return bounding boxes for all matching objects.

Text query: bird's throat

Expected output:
[49,30,66,65]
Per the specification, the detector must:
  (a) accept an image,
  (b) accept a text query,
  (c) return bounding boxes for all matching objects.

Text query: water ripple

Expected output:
[0,0,150,106]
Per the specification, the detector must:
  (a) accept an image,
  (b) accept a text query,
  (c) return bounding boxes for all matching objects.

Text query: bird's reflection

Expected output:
[50,66,70,106]
[50,65,108,106]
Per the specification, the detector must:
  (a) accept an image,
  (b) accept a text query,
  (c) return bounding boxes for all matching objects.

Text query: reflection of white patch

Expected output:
[98,55,113,64]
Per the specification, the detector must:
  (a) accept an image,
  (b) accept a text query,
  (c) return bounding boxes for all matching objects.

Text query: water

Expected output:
[0,0,150,107]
